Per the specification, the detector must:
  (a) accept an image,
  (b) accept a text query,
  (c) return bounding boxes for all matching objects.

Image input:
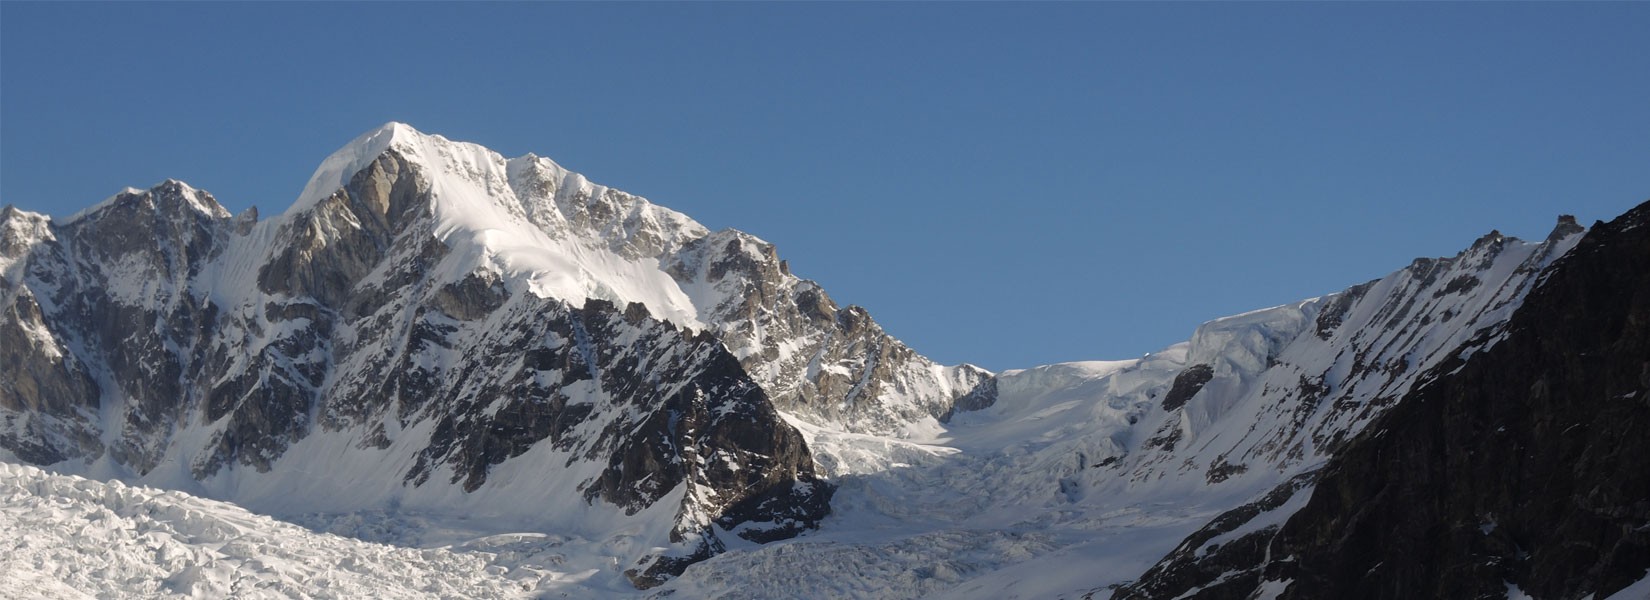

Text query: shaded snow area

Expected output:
[1605,571,1650,600]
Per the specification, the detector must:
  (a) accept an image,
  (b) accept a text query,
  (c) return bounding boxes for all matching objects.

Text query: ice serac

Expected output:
[0,462,540,599]
[1111,204,1650,600]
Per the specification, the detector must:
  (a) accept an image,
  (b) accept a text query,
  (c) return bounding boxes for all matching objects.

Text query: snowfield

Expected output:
[0,462,546,599]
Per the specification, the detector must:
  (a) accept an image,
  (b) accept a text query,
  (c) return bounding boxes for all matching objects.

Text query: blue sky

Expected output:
[3,3,1647,370]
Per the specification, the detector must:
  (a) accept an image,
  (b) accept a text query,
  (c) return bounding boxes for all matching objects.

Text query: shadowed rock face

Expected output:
[0,209,99,425]
[1112,201,1650,600]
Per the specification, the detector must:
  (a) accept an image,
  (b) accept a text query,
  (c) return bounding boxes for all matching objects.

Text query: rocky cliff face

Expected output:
[1111,204,1650,599]
[1,182,231,469]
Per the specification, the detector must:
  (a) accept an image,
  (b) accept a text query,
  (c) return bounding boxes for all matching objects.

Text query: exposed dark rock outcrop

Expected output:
[1161,364,1213,412]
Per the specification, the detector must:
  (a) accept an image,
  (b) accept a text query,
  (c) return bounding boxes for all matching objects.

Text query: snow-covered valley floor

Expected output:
[0,462,574,599]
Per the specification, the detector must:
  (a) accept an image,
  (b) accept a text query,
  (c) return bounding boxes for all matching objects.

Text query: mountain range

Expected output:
[2,124,1645,599]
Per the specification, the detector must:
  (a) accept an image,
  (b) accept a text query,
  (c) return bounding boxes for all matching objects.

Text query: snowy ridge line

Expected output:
[1104,207,1649,600]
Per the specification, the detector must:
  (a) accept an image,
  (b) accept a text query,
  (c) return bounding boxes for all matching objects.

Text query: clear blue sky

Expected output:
[3,3,1647,371]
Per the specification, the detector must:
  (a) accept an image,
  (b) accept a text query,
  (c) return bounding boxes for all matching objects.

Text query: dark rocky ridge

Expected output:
[1111,200,1650,599]
[3,183,231,470]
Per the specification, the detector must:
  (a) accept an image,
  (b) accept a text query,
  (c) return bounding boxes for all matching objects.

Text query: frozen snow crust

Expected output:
[0,461,583,599]
[0,124,1589,597]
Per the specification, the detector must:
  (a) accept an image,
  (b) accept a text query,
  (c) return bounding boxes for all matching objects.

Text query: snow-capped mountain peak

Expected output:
[267,124,994,434]
[290,122,421,215]
[281,123,717,327]
[0,123,997,588]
